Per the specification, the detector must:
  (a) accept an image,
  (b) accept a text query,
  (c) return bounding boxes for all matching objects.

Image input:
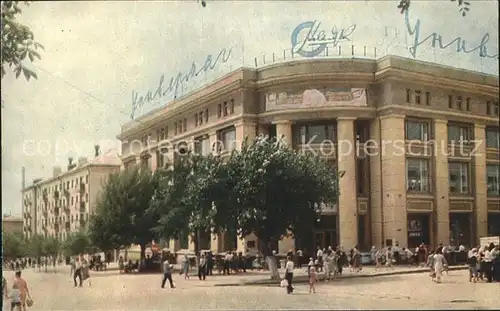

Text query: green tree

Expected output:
[26,234,47,272]
[151,153,224,263]
[220,136,341,279]
[1,1,43,80]
[62,231,91,257]
[2,232,26,261]
[43,236,61,272]
[88,166,160,270]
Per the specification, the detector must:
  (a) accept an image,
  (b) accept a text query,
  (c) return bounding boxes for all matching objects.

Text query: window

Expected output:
[466,98,471,111]
[405,120,429,141]
[219,127,236,152]
[165,126,169,138]
[456,96,463,110]
[448,95,453,109]
[194,113,199,127]
[449,162,469,194]
[223,101,228,117]
[217,104,222,118]
[406,89,412,103]
[199,111,204,125]
[425,92,431,106]
[493,102,499,116]
[406,159,430,192]
[204,109,209,123]
[230,99,235,114]
[415,90,421,104]
[356,159,367,195]
[159,128,165,141]
[448,124,470,144]
[487,164,500,196]
[295,124,336,144]
[85,175,88,184]
[182,119,187,132]
[486,127,499,148]
[194,136,211,156]
[174,122,178,135]
[156,150,165,169]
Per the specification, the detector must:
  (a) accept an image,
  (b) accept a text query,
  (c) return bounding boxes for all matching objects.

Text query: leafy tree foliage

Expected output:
[62,231,91,257]
[219,136,340,278]
[88,166,160,267]
[2,232,26,260]
[151,153,224,254]
[1,1,43,80]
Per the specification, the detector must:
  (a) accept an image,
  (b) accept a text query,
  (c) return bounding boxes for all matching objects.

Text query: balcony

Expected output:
[80,201,86,213]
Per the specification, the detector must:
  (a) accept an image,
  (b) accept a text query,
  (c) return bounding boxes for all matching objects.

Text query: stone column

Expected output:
[380,115,407,247]
[369,120,383,248]
[474,124,488,240]
[235,121,257,151]
[273,120,293,145]
[337,117,358,248]
[434,119,450,245]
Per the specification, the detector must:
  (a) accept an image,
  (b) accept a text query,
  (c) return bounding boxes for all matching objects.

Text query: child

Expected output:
[309,267,318,294]
[307,257,314,277]
[10,283,22,311]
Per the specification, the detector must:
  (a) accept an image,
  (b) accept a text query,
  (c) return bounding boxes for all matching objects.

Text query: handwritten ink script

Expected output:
[398,0,471,17]
[404,10,498,60]
[130,47,232,119]
[291,20,356,58]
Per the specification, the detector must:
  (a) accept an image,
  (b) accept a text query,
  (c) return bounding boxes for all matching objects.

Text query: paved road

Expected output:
[2,267,499,310]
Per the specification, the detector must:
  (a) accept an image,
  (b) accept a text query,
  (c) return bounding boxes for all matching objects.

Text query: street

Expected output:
[3,266,499,310]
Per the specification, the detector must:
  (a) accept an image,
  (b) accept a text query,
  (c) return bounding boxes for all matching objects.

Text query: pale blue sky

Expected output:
[2,0,498,216]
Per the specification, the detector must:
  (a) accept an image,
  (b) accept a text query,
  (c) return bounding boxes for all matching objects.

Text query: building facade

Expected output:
[3,215,23,235]
[22,150,120,240]
[117,56,500,254]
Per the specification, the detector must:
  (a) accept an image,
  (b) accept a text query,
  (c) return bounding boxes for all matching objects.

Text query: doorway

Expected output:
[314,230,337,250]
[449,213,472,247]
[487,213,500,236]
[407,213,430,249]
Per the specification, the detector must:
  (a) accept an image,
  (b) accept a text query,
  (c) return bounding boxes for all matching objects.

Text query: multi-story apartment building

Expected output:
[117,55,500,255]
[22,148,120,240]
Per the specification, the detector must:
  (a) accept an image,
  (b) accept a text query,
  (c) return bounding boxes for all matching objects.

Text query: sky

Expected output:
[2,0,498,216]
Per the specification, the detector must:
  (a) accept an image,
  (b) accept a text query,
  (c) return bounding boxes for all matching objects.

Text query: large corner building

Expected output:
[117,56,500,255]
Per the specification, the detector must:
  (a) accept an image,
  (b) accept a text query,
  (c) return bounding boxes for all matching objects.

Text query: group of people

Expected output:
[467,243,500,283]
[2,271,32,311]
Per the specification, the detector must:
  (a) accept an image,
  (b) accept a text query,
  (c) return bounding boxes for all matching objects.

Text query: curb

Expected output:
[213,266,468,287]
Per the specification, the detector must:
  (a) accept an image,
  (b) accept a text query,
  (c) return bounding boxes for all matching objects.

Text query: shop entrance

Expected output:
[407,213,430,249]
[488,213,500,236]
[449,213,472,247]
[313,215,338,250]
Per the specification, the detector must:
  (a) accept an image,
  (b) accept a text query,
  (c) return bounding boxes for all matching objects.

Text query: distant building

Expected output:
[2,215,23,235]
[22,147,121,241]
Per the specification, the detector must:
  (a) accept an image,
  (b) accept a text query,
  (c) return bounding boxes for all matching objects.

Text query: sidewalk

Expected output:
[213,265,468,286]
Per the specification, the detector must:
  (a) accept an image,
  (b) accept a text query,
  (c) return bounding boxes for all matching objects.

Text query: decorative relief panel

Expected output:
[358,200,368,214]
[487,201,500,212]
[486,149,500,161]
[449,201,473,212]
[265,88,367,111]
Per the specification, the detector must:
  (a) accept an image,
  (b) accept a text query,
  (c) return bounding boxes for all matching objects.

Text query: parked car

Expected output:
[360,252,373,265]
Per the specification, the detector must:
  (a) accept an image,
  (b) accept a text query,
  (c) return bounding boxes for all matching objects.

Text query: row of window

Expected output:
[448,95,471,112]
[406,89,431,106]
[487,101,500,117]
[194,109,209,127]
[406,159,499,196]
[174,119,188,135]
[38,176,88,199]
[405,120,500,148]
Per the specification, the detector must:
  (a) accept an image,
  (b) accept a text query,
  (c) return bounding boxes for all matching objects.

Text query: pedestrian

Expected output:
[307,257,314,277]
[118,256,124,274]
[483,243,495,283]
[198,254,207,281]
[182,254,190,280]
[73,257,83,287]
[284,256,294,294]
[81,258,91,286]
[432,248,446,283]
[13,271,31,311]
[316,247,323,272]
[9,282,22,311]
[467,248,479,283]
[161,258,175,289]
[308,267,317,294]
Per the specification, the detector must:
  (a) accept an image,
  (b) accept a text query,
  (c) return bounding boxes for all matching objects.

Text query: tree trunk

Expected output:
[259,236,280,280]
[193,231,200,272]
[139,244,146,272]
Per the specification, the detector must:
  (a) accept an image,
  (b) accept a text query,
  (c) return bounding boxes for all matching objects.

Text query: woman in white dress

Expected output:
[433,248,447,283]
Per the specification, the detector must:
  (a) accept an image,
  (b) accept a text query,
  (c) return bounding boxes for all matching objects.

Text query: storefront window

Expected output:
[487,164,500,196]
[448,124,470,144]
[486,127,500,148]
[405,120,429,141]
